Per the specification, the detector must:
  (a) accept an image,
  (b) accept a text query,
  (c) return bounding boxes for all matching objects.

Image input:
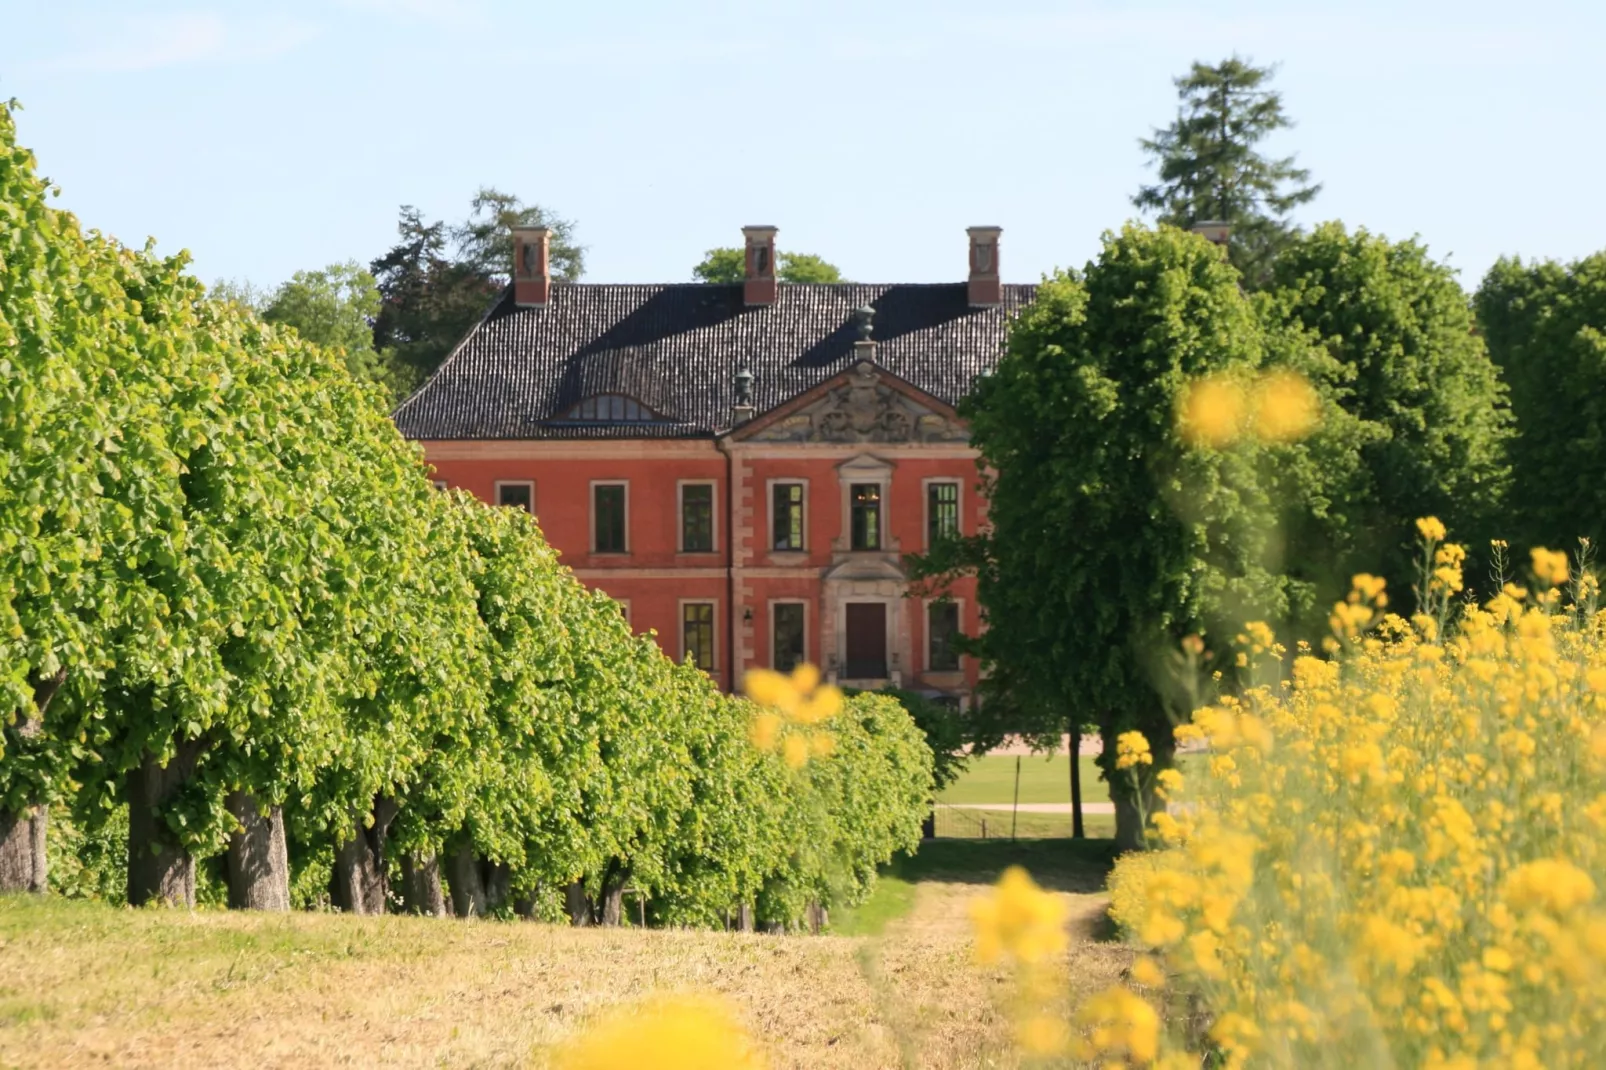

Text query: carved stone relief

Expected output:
[748,362,969,444]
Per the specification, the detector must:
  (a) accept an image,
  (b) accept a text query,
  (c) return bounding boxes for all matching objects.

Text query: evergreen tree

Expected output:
[1135,57,1320,286]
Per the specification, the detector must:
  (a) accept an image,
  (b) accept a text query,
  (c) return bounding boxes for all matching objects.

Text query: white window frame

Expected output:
[769,599,809,671]
[921,477,963,550]
[678,598,719,673]
[590,480,630,554]
[615,599,632,629]
[494,479,536,514]
[677,479,719,554]
[925,597,965,674]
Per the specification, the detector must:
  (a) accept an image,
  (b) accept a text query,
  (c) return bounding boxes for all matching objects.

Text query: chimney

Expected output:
[512,226,551,306]
[742,225,778,306]
[1190,220,1231,250]
[967,226,1002,307]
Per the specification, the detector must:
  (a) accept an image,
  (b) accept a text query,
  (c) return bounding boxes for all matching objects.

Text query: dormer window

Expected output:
[558,394,662,423]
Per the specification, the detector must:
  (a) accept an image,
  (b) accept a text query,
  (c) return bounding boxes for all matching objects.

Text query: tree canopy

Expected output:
[915,224,1293,846]
[258,261,402,401]
[692,248,844,284]
[1,101,930,924]
[1475,251,1606,552]
[1134,57,1320,286]
[1266,223,1511,597]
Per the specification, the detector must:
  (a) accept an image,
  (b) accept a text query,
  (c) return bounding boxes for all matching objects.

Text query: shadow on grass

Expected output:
[894,837,1121,894]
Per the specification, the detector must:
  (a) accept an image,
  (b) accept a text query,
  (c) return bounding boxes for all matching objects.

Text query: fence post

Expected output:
[1012,755,1021,842]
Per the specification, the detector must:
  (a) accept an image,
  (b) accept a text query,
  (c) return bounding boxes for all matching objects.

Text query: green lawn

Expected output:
[938,753,1111,805]
[938,752,1200,806]
[934,807,1116,841]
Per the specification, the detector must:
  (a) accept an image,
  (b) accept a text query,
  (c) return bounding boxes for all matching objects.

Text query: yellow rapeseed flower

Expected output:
[1115,730,1154,770]
[1070,985,1161,1065]
[1416,516,1447,542]
[969,866,1069,966]
[1531,547,1570,588]
[743,663,842,768]
[1179,375,1246,448]
[1252,369,1321,442]
[553,993,766,1070]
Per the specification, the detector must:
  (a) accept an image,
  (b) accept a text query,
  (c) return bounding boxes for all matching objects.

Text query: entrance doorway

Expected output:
[843,602,888,680]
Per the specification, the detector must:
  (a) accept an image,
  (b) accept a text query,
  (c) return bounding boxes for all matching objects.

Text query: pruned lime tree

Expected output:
[3,100,934,924]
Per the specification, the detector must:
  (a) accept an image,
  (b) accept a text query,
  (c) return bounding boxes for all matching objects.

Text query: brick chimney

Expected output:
[512,226,551,307]
[967,226,1002,307]
[1190,220,1232,249]
[742,225,778,306]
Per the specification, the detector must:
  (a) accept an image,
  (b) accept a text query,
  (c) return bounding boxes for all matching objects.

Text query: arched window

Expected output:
[558,394,662,422]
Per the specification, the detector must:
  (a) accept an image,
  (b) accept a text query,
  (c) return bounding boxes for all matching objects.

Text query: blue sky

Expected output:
[4,1,1602,292]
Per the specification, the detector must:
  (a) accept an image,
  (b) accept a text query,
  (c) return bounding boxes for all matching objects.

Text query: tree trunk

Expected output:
[565,880,591,926]
[805,900,826,934]
[225,792,289,910]
[484,862,511,913]
[1069,720,1085,839]
[514,894,537,920]
[0,670,67,894]
[399,853,447,916]
[127,742,204,907]
[0,806,48,893]
[598,861,627,926]
[447,846,487,918]
[331,796,398,915]
[737,903,754,933]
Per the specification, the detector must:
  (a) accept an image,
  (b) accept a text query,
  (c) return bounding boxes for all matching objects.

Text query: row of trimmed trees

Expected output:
[0,103,932,921]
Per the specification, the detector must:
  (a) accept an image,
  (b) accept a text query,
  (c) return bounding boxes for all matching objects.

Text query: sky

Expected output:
[3,1,1603,293]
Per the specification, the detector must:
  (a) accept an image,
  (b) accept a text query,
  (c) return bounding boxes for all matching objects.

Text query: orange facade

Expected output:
[420,428,984,703]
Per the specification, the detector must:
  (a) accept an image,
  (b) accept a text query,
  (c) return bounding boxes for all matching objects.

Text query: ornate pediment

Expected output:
[745,362,969,445]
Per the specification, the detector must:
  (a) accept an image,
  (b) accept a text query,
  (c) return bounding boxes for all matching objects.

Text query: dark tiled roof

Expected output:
[392,282,1036,440]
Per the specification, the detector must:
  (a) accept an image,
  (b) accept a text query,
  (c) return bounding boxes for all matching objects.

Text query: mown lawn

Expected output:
[0,840,1128,1069]
[938,753,1200,806]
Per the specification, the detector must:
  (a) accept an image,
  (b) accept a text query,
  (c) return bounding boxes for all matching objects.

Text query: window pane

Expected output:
[851,483,881,551]
[498,483,532,512]
[928,602,960,671]
[683,603,715,671]
[928,482,959,545]
[773,604,805,673]
[594,484,626,552]
[682,484,714,552]
[772,483,804,551]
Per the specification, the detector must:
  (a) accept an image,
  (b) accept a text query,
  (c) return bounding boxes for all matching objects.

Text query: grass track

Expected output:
[0,839,1127,1069]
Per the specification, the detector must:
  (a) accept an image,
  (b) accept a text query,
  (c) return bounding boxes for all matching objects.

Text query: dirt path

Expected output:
[858,862,1131,1066]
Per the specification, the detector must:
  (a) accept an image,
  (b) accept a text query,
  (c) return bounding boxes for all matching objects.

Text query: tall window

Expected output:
[773,603,805,673]
[681,484,714,552]
[497,482,533,513]
[683,603,715,671]
[928,602,960,672]
[773,483,805,551]
[593,483,627,553]
[850,484,882,551]
[927,482,959,546]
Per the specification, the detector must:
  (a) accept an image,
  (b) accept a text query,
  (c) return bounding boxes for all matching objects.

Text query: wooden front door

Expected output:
[844,602,888,679]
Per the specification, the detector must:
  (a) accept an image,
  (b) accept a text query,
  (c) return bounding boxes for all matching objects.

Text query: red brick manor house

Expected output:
[393,225,1034,708]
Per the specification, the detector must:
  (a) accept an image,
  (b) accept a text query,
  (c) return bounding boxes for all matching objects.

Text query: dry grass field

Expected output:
[0,841,1129,1069]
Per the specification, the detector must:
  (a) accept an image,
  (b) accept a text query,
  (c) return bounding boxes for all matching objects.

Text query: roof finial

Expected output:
[853,305,875,342]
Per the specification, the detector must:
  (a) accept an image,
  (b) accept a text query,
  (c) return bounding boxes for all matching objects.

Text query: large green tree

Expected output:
[917,224,1292,847]
[1475,251,1606,551]
[1266,223,1512,598]
[692,248,844,284]
[1134,57,1320,286]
